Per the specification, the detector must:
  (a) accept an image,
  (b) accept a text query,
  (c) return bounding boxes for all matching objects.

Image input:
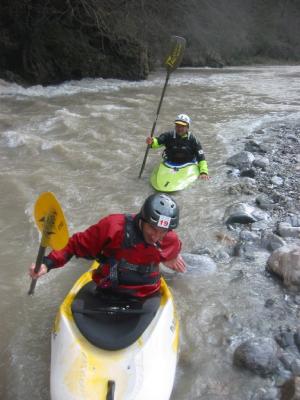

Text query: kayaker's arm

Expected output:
[151,137,163,149]
[193,136,209,179]
[39,215,123,270]
[146,137,163,148]
[146,131,172,148]
[28,255,70,279]
[29,263,48,279]
[163,254,186,273]
[198,159,209,180]
[160,231,186,272]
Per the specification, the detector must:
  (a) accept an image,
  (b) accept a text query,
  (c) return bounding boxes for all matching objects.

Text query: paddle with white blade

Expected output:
[138,35,186,178]
[28,192,69,295]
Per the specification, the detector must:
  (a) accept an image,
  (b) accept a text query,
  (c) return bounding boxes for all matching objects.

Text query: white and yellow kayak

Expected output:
[50,262,179,400]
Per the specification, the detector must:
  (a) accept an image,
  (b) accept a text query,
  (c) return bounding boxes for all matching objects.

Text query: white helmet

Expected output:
[175,114,191,127]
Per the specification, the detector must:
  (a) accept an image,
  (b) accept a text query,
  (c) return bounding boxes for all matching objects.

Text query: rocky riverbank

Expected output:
[229,123,300,399]
[182,121,300,399]
[222,122,300,400]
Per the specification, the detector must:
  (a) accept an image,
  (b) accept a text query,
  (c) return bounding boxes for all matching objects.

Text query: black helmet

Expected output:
[140,194,179,229]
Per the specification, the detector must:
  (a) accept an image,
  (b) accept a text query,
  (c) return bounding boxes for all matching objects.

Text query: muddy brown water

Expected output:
[0,66,300,399]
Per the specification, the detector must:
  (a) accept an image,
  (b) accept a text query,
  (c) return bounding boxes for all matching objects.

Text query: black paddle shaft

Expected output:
[138,72,170,178]
[28,244,47,295]
[28,212,56,295]
[138,36,186,178]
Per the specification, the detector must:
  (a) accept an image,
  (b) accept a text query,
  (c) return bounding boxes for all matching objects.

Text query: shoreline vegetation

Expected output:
[0,0,299,86]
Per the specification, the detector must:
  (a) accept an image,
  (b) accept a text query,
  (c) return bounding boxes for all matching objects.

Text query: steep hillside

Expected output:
[0,0,299,85]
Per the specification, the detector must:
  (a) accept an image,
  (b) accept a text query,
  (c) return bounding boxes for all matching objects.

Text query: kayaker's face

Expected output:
[175,123,188,136]
[141,221,168,245]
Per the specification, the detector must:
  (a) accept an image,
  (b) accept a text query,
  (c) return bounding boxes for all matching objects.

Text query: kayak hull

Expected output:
[150,161,199,192]
[50,262,179,400]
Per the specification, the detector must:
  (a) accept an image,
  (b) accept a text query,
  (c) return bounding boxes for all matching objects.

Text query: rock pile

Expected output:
[225,122,300,400]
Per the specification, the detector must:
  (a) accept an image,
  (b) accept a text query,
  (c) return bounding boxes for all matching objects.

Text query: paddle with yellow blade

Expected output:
[138,35,186,178]
[28,192,69,295]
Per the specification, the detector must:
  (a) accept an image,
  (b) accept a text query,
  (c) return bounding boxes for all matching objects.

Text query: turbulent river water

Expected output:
[0,66,300,400]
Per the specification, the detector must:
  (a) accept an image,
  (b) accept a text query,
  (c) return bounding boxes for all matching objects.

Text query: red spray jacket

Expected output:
[44,213,181,297]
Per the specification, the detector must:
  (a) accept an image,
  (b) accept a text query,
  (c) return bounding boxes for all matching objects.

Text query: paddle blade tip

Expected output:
[164,36,186,72]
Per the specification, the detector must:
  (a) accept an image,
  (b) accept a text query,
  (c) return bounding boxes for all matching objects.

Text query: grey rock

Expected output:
[190,247,212,256]
[224,202,269,225]
[274,327,298,351]
[266,245,300,288]
[228,179,257,195]
[276,368,294,387]
[271,176,284,186]
[215,250,231,262]
[240,168,256,178]
[233,337,280,376]
[294,329,300,353]
[278,223,300,238]
[256,194,275,211]
[255,129,265,135]
[240,230,261,242]
[265,299,275,308]
[251,387,279,400]
[245,140,268,154]
[252,220,271,231]
[226,151,255,170]
[291,359,300,375]
[253,156,270,170]
[279,351,298,372]
[181,253,217,275]
[227,168,240,178]
[261,232,286,251]
[233,242,256,260]
[280,376,300,400]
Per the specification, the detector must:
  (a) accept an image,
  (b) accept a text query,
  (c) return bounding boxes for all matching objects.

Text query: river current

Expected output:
[1,66,300,399]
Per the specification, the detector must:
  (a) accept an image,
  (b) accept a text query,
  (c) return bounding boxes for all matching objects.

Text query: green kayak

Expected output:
[150,160,199,192]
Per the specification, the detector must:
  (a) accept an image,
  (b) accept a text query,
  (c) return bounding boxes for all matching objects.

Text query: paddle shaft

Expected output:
[28,212,55,295]
[138,35,186,179]
[28,244,47,295]
[138,71,170,178]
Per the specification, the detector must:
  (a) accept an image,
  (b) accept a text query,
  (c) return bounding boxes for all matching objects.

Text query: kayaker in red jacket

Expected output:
[146,113,209,180]
[29,194,186,297]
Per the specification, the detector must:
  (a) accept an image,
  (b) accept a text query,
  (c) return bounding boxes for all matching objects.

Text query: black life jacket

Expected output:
[164,132,196,163]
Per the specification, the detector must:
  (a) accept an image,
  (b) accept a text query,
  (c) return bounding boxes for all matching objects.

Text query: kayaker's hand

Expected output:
[146,137,153,145]
[29,263,48,279]
[163,254,186,273]
[199,173,210,180]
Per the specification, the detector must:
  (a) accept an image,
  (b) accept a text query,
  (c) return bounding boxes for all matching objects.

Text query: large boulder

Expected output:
[224,202,269,225]
[281,377,300,400]
[266,245,300,288]
[226,151,255,170]
[181,253,217,275]
[233,337,280,377]
[277,223,300,239]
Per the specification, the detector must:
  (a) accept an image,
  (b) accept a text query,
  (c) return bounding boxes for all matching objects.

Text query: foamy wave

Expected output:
[55,108,83,118]
[1,130,27,148]
[0,74,164,99]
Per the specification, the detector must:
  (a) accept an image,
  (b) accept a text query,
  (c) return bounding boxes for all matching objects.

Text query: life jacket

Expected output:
[164,131,196,163]
[92,215,161,297]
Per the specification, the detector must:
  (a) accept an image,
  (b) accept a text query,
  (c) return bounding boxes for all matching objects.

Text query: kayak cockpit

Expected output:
[71,281,161,350]
[163,159,197,169]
